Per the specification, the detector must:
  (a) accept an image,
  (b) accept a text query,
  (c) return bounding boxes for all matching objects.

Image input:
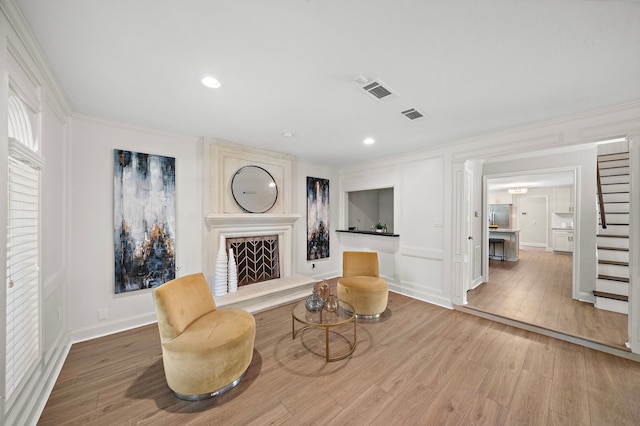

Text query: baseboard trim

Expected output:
[69,312,158,344]
[470,278,484,290]
[388,283,453,310]
[594,296,629,314]
[26,333,71,425]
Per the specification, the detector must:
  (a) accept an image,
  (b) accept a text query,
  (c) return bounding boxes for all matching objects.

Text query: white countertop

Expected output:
[488,228,520,233]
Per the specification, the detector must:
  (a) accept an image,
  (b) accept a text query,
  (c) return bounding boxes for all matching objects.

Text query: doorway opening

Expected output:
[466,168,631,350]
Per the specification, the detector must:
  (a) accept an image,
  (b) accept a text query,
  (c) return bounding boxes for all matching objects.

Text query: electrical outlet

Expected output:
[434,218,444,228]
[97,308,108,321]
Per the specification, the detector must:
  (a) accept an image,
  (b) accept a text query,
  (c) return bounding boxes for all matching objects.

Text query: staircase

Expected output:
[594,142,630,314]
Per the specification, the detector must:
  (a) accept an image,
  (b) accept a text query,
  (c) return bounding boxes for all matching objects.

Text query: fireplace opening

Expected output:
[226,235,280,286]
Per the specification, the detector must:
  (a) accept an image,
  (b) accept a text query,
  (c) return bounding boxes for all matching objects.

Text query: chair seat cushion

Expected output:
[337,276,388,316]
[161,307,255,396]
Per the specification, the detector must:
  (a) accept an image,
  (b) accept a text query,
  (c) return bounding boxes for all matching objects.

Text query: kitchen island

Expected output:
[488,229,520,261]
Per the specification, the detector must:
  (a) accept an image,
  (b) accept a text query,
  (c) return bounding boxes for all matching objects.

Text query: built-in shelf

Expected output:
[336,229,399,237]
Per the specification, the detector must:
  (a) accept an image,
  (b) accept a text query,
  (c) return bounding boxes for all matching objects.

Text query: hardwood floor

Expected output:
[39,288,640,425]
[467,246,629,351]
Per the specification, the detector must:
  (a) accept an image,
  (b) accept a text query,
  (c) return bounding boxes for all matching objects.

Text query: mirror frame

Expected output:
[231,165,278,213]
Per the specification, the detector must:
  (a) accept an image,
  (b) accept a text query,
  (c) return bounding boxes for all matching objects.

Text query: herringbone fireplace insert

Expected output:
[226,235,280,286]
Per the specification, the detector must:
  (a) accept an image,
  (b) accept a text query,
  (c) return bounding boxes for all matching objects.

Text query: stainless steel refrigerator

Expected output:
[488,204,511,228]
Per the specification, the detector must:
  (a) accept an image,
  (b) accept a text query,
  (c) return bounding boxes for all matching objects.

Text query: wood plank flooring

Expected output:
[467,247,629,350]
[39,287,640,425]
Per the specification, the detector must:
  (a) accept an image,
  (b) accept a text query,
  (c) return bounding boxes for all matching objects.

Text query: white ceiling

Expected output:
[14,0,640,166]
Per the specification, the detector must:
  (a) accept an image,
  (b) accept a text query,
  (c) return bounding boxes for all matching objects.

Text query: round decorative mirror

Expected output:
[231,165,278,213]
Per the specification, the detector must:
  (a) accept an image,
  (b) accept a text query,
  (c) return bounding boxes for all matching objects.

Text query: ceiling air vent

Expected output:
[361,80,397,101]
[400,108,426,121]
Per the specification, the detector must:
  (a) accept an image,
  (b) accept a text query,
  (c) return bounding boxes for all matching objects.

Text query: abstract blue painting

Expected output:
[114,150,176,294]
[307,176,329,260]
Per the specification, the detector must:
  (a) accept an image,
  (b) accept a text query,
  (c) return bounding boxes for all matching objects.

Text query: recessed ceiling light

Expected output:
[201,76,221,89]
[363,137,375,145]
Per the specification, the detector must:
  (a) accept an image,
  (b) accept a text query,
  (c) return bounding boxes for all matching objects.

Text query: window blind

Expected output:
[5,154,40,399]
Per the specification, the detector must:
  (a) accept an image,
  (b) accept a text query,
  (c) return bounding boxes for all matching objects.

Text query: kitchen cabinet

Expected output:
[554,187,574,213]
[553,230,573,252]
[488,191,512,205]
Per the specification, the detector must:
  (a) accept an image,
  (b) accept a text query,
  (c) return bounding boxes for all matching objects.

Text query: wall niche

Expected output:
[347,187,394,232]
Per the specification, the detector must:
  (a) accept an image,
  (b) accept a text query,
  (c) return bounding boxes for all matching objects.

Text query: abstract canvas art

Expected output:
[114,150,176,294]
[307,176,329,260]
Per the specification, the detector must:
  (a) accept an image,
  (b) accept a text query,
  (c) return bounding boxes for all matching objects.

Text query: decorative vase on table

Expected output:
[324,294,338,312]
[318,279,330,302]
[228,248,238,293]
[305,289,324,312]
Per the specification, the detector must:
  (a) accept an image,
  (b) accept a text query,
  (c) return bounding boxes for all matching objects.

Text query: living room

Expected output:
[1,1,640,424]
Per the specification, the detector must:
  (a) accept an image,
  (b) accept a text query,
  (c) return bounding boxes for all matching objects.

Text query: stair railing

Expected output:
[596,162,607,229]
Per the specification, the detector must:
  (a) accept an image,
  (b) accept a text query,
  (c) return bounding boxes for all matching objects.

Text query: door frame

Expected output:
[482,166,580,300]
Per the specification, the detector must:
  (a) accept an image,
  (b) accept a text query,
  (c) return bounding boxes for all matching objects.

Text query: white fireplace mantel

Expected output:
[203,213,301,283]
[202,212,312,313]
[204,213,300,229]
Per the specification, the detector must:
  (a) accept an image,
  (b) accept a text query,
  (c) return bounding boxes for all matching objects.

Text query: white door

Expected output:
[451,161,476,305]
[464,163,473,293]
[518,196,548,247]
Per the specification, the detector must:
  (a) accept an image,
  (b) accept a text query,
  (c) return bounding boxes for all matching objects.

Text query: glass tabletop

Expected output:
[292,299,355,326]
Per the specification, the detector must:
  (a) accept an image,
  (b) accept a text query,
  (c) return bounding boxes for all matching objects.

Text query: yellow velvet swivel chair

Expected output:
[152,273,256,400]
[337,251,389,318]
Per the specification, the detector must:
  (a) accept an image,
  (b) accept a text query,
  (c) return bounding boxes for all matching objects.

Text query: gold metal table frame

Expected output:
[291,299,357,362]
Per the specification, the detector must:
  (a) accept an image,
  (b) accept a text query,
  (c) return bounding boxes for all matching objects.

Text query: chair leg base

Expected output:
[173,369,248,401]
[355,312,383,319]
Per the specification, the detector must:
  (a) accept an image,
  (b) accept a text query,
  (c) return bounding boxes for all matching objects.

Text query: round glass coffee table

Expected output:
[291,299,356,362]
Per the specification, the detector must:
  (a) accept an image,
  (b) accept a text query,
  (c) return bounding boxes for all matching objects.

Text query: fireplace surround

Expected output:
[204,213,314,312]
[204,213,299,279]
[202,141,315,312]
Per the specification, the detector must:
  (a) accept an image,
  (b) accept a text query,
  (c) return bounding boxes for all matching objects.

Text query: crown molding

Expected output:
[71,113,198,142]
[1,0,72,117]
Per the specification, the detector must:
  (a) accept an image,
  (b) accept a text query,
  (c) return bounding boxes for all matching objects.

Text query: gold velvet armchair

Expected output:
[152,273,256,400]
[337,251,389,318]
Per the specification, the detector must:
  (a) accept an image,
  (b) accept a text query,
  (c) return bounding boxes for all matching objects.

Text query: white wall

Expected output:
[41,101,68,356]
[341,155,452,307]
[67,116,203,341]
